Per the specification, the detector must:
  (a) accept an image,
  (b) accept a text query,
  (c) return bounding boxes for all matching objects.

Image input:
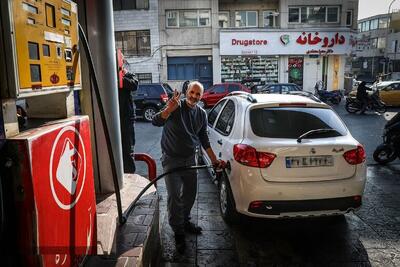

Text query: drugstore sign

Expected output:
[220,31,356,56]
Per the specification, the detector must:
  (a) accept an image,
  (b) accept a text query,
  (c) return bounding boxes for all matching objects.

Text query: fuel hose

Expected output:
[78,23,125,225]
[122,164,217,223]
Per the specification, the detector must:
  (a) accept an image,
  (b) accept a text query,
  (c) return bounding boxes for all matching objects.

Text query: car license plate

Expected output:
[285,156,334,168]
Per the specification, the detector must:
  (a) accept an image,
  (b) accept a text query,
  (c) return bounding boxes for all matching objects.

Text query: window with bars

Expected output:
[114,30,151,56]
[137,73,152,84]
[113,0,149,10]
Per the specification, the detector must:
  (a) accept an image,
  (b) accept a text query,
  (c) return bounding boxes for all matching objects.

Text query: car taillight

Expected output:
[233,144,276,168]
[160,93,168,103]
[343,145,366,165]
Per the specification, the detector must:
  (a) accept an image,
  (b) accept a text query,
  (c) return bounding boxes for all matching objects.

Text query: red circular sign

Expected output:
[50,73,60,84]
[49,126,87,210]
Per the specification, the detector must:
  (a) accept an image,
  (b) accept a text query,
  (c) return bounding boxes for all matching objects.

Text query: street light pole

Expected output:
[384,0,397,75]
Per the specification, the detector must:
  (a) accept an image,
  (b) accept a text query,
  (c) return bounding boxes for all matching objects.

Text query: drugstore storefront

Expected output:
[216,30,355,92]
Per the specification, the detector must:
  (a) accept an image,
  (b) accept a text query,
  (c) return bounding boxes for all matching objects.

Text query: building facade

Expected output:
[158,0,358,92]
[113,0,161,83]
[353,14,391,81]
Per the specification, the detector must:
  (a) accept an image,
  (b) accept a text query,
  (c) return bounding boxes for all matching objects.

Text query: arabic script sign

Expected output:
[220,31,355,56]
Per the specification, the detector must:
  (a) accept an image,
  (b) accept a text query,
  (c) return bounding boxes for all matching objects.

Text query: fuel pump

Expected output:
[0,1,96,266]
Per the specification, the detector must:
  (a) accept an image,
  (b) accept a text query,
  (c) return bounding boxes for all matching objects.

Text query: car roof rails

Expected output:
[284,91,322,103]
[227,91,257,103]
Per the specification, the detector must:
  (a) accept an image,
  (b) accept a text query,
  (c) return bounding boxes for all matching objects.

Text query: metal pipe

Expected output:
[133,153,157,182]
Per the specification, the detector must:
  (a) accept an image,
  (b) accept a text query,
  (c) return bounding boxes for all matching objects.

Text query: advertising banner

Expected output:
[220,30,357,56]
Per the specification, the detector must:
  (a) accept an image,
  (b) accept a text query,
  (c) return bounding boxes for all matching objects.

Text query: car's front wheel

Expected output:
[219,174,238,224]
[143,106,157,122]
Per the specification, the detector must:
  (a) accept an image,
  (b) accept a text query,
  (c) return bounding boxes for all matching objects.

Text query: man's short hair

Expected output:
[187,81,204,94]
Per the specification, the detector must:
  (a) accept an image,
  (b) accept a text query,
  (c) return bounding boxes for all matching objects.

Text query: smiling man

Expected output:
[152,81,223,253]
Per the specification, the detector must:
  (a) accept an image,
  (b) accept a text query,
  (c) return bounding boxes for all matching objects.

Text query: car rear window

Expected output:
[140,85,164,96]
[250,107,347,138]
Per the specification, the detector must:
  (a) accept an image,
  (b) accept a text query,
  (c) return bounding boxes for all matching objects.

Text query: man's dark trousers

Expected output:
[161,153,197,235]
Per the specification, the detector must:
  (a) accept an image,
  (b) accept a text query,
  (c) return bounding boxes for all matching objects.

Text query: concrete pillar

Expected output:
[82,0,123,193]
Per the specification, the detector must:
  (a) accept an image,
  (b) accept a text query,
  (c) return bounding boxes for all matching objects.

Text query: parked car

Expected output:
[202,92,366,223]
[199,83,250,108]
[258,83,302,94]
[134,83,173,122]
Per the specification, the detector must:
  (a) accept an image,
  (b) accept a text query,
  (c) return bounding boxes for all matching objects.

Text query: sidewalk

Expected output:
[158,168,239,266]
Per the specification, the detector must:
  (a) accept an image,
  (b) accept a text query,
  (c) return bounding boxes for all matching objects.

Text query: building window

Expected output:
[235,11,257,27]
[370,19,378,30]
[166,10,211,28]
[113,0,149,10]
[263,10,277,27]
[289,6,340,24]
[378,37,386,49]
[379,17,389,29]
[114,30,151,56]
[346,10,353,26]
[137,73,152,84]
[219,11,229,28]
[371,38,378,49]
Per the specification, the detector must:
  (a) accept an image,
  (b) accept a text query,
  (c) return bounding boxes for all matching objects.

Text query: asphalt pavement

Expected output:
[134,101,400,266]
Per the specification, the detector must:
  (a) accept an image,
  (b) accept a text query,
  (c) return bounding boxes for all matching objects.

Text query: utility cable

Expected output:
[78,23,125,225]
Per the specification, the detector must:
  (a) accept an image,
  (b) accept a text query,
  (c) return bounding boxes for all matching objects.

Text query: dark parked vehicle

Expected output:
[200,83,250,108]
[258,83,302,94]
[134,83,173,122]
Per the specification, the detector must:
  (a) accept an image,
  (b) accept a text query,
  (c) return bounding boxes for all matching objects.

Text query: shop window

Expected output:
[346,10,353,26]
[235,11,257,27]
[263,10,277,27]
[137,73,152,84]
[219,12,229,28]
[371,38,378,49]
[288,6,339,24]
[166,10,211,28]
[113,0,149,10]
[221,56,278,84]
[114,30,151,56]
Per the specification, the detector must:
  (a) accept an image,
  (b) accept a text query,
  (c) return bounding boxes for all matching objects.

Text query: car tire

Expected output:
[198,100,206,108]
[219,173,239,224]
[143,106,157,122]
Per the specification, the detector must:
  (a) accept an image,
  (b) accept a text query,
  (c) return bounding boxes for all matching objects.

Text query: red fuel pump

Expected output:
[4,116,96,266]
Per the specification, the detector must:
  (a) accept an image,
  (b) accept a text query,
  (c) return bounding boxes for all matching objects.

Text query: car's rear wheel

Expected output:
[143,106,157,122]
[219,174,238,224]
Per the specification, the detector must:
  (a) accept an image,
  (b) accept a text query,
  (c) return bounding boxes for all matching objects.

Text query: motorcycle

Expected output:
[314,81,342,105]
[315,89,342,105]
[345,89,386,114]
[373,113,400,164]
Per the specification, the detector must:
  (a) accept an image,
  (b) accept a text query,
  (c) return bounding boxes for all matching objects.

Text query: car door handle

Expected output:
[217,139,223,145]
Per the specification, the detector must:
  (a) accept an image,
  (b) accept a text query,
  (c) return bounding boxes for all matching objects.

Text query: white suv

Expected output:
[202,92,366,222]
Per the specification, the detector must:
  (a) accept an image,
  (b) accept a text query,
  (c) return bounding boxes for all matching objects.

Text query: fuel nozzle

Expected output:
[213,160,227,173]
